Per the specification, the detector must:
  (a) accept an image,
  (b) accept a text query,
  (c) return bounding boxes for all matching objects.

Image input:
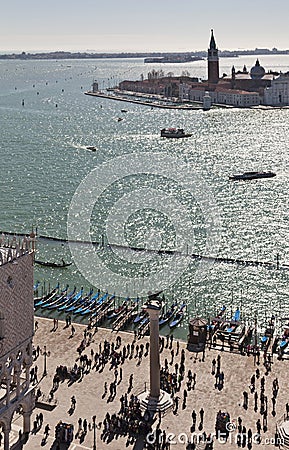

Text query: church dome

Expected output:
[250,59,265,79]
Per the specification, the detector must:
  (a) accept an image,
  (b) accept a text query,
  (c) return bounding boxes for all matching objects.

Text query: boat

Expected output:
[207,305,226,331]
[65,288,93,313]
[107,300,128,321]
[159,302,177,327]
[90,293,110,318]
[58,288,83,311]
[279,324,289,351]
[73,292,100,315]
[45,286,76,310]
[85,292,110,317]
[79,292,106,316]
[41,285,69,309]
[225,308,241,333]
[161,128,192,138]
[121,109,127,113]
[229,171,276,181]
[91,294,115,319]
[86,146,97,151]
[34,283,60,308]
[169,303,186,328]
[260,316,275,349]
[35,260,72,268]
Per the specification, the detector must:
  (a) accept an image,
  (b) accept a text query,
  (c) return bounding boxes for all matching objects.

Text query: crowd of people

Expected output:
[26,314,289,450]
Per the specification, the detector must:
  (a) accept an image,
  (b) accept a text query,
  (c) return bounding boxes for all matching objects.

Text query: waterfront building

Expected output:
[117,30,288,107]
[180,83,260,107]
[264,72,289,105]
[0,235,35,449]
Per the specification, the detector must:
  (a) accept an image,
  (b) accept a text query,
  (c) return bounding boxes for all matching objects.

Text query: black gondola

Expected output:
[35,259,72,268]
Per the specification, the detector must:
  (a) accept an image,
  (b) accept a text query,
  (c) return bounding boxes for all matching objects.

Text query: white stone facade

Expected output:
[0,236,35,449]
[264,72,289,106]
[179,83,260,107]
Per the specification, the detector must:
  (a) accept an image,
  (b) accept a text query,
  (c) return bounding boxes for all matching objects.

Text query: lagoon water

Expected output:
[1,55,289,338]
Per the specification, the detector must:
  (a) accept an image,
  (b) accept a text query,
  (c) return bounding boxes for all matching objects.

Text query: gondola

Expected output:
[133,311,147,325]
[107,299,129,321]
[159,302,177,327]
[34,283,60,308]
[46,286,76,310]
[169,303,186,328]
[35,260,72,268]
[58,288,83,311]
[80,293,106,316]
[260,316,275,350]
[45,286,76,310]
[90,293,110,318]
[41,285,69,309]
[65,288,93,313]
[225,308,241,333]
[74,291,101,315]
[279,324,289,351]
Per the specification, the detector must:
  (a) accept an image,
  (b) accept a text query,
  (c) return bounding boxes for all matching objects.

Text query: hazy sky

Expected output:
[1,0,289,52]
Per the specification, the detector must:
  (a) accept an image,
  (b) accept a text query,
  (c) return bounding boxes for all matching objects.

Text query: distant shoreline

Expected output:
[0,49,289,60]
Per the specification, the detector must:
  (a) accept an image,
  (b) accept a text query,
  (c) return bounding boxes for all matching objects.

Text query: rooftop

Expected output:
[0,235,34,267]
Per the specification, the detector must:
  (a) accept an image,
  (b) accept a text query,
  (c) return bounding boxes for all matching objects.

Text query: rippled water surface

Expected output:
[1,56,289,338]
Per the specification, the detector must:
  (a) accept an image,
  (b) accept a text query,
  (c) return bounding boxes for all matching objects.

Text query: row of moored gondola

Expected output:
[34,284,186,331]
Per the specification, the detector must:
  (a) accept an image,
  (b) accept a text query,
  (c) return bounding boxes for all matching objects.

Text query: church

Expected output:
[119,30,289,107]
[180,30,277,107]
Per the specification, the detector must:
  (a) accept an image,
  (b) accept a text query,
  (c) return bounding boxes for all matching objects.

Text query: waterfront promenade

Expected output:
[84,90,204,110]
[11,317,288,450]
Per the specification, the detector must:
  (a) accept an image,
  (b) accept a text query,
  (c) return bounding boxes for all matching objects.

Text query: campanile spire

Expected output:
[208,29,219,83]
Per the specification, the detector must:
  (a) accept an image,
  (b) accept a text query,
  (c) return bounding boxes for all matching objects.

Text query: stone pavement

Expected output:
[10,317,288,450]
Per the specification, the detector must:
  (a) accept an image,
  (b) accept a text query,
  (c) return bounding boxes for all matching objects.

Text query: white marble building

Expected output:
[0,234,35,450]
[264,72,289,106]
[179,83,260,107]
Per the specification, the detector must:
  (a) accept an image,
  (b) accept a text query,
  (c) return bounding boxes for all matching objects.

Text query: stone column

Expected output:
[3,428,10,450]
[6,377,11,406]
[146,303,161,399]
[25,364,30,389]
[23,411,31,434]
[16,370,21,398]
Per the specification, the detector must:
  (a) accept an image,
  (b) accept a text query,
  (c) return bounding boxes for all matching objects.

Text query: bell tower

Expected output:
[208,29,219,83]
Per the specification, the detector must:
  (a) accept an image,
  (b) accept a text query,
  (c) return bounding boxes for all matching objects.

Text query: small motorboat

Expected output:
[117,117,123,122]
[161,128,192,138]
[229,171,276,181]
[86,146,97,151]
[121,109,127,113]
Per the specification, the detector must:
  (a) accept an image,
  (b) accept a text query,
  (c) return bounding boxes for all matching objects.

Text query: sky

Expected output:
[1,0,289,53]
